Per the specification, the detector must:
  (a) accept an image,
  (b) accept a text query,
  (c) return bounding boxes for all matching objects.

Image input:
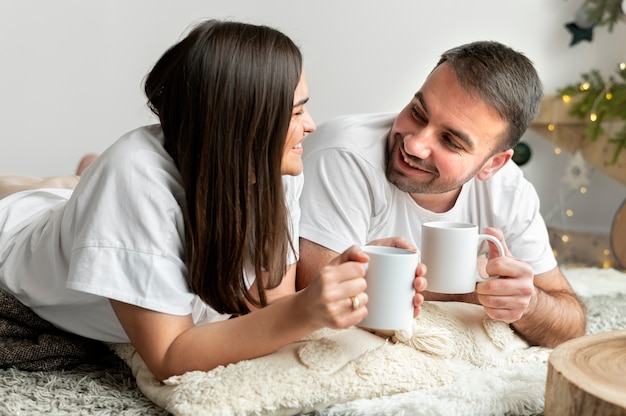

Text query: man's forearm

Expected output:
[424,286,587,348]
[511,286,586,348]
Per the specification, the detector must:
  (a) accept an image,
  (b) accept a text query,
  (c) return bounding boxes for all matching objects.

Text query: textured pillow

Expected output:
[111,301,551,416]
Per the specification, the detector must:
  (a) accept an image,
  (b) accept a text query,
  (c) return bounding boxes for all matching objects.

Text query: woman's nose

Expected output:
[304,112,316,133]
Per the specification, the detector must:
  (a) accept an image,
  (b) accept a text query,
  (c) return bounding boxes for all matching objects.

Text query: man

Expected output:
[297,41,586,348]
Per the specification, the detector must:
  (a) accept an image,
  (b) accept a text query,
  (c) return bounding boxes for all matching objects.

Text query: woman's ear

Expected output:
[476,149,514,181]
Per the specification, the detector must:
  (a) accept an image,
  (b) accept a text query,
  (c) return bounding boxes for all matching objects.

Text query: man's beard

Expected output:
[385,141,482,195]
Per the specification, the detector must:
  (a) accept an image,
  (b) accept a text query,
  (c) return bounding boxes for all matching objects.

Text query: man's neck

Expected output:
[409,188,461,213]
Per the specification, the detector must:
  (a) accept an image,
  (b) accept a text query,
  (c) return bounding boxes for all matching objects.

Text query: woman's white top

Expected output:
[0,125,301,343]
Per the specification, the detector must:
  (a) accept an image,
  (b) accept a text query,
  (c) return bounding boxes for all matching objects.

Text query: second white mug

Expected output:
[421,222,505,294]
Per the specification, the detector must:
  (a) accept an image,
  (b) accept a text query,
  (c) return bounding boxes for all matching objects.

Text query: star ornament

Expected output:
[565,22,594,46]
[561,151,590,190]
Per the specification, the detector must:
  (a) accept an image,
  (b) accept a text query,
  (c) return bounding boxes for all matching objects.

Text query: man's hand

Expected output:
[475,227,535,323]
[413,262,428,317]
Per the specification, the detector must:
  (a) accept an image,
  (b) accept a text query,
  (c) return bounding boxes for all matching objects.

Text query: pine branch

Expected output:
[583,0,624,31]
[557,65,626,163]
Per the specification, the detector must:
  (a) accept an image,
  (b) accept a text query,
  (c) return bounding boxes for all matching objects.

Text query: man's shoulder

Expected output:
[491,160,527,184]
[473,160,535,200]
[305,112,396,155]
[320,112,397,132]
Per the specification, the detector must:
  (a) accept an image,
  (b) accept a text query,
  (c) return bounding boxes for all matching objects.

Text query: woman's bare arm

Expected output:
[110,246,371,381]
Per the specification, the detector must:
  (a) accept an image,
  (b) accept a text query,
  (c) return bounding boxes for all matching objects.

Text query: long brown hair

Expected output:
[144,20,302,315]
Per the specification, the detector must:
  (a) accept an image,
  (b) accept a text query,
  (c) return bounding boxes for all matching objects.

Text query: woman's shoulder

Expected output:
[76,124,183,204]
[90,125,176,177]
[108,124,165,157]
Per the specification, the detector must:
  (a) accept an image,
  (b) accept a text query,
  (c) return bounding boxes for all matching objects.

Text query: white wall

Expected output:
[1,0,625,233]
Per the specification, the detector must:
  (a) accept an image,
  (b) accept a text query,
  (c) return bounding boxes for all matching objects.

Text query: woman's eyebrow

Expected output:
[293,97,309,107]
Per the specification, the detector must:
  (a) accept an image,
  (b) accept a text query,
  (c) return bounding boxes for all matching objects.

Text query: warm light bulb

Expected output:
[562,95,571,104]
[561,235,570,243]
[620,62,626,71]
[566,209,574,217]
[605,92,613,100]
[590,113,598,122]
[603,249,611,256]
[603,259,612,269]
[555,147,562,155]
[548,123,555,132]
[580,187,587,194]
[580,82,590,91]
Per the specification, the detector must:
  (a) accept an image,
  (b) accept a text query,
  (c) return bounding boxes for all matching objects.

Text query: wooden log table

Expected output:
[612,198,626,270]
[545,330,626,415]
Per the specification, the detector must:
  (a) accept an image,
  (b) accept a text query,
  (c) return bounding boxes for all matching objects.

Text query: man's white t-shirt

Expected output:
[300,113,556,275]
[0,125,301,343]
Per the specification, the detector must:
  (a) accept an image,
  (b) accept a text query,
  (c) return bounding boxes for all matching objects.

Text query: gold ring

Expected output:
[350,295,360,311]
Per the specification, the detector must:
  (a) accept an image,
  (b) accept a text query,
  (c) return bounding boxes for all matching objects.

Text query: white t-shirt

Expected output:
[300,113,556,275]
[0,125,302,343]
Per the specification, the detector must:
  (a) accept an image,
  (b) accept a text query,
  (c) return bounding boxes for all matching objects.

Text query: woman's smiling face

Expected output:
[281,71,316,176]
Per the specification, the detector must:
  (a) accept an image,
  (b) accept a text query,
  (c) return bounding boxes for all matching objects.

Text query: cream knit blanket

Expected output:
[111,300,552,416]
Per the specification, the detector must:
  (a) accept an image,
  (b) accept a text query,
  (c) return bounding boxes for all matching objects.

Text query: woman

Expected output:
[0,20,426,381]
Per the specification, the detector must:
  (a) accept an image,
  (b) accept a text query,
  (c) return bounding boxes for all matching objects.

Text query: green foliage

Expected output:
[582,0,623,31]
[557,67,626,164]
[557,1,625,163]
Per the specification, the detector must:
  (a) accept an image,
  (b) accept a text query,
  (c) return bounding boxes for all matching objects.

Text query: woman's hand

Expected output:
[300,242,428,329]
[299,245,370,329]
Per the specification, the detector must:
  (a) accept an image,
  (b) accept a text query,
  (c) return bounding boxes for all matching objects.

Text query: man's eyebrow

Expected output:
[414,92,475,150]
[415,92,428,114]
[293,97,309,107]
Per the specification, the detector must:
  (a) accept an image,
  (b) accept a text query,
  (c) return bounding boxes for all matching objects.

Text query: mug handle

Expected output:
[476,234,505,282]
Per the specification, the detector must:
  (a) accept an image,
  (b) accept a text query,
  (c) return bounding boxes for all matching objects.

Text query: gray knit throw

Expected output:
[0,289,108,371]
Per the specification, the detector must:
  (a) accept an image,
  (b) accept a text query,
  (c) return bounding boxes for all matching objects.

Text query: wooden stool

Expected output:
[612,198,626,269]
[545,330,626,415]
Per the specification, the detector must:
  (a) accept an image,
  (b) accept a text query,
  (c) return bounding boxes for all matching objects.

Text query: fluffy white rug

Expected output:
[113,305,550,415]
[110,266,626,416]
[560,266,626,297]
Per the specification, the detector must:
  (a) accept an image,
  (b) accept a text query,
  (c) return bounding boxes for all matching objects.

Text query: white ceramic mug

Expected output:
[420,222,505,294]
[358,245,418,331]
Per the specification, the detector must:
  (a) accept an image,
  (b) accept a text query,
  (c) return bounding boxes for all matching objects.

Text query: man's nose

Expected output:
[403,130,433,159]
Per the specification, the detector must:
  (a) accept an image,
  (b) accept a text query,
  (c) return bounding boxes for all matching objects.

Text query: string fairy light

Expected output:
[549,3,625,268]
[541,95,600,267]
[557,62,625,164]
[588,84,609,123]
